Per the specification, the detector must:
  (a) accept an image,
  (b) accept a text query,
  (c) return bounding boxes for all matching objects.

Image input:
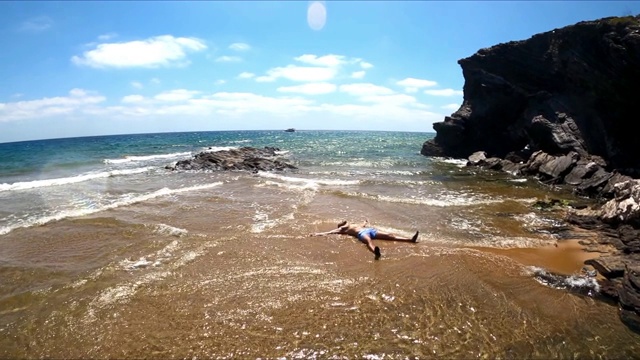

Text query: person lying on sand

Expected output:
[309,219,419,260]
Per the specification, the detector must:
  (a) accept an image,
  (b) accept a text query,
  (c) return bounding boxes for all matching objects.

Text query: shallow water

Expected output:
[1,131,638,358]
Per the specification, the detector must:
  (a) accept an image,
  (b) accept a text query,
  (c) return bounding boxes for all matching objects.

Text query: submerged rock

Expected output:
[166,146,297,173]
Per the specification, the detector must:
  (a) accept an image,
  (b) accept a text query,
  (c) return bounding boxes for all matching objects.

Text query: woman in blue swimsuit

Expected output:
[310,219,419,260]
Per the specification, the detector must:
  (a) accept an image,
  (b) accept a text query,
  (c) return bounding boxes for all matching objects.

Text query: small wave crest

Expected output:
[433,157,468,168]
[257,172,359,190]
[151,223,189,237]
[0,182,223,235]
[199,146,238,153]
[343,191,501,207]
[0,167,153,192]
[104,152,192,164]
[526,266,600,296]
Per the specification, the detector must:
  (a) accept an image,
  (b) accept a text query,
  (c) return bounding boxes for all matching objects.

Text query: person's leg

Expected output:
[359,234,377,253]
[358,232,381,259]
[375,231,419,243]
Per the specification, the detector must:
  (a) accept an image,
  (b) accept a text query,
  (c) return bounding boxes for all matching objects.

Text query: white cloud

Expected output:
[71,35,207,68]
[360,61,373,69]
[150,78,161,85]
[339,83,395,96]
[0,89,105,122]
[294,54,346,67]
[98,33,117,41]
[237,72,255,79]
[441,103,460,111]
[424,88,463,97]
[18,16,53,32]
[351,71,365,79]
[229,43,250,51]
[122,95,145,103]
[131,81,144,89]
[256,65,337,82]
[215,56,242,63]
[154,89,200,102]
[0,87,443,134]
[215,79,226,85]
[397,78,437,93]
[277,83,337,95]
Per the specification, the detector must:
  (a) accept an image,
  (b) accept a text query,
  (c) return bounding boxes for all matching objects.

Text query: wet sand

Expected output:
[2,169,639,358]
[477,239,598,275]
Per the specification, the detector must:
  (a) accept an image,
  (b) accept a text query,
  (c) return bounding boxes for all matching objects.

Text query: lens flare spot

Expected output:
[307,1,327,31]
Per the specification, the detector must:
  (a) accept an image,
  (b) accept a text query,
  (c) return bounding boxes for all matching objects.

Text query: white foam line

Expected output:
[0,167,154,192]
[257,171,359,186]
[433,157,468,167]
[0,182,223,235]
[199,146,238,153]
[103,152,192,164]
[346,191,502,207]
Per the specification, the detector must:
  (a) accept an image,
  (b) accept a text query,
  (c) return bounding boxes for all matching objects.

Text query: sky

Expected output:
[0,1,639,143]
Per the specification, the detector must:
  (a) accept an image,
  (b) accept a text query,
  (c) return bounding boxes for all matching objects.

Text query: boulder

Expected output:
[538,152,578,180]
[467,151,487,165]
[600,180,640,226]
[584,256,627,279]
[619,264,640,332]
[166,147,297,173]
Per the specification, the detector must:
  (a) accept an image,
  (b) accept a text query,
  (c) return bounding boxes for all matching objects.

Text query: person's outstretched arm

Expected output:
[309,228,341,237]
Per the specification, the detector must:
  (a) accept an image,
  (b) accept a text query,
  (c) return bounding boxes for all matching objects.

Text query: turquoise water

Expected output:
[0,130,434,235]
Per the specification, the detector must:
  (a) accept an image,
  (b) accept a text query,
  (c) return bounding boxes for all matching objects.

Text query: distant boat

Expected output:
[284,128,295,132]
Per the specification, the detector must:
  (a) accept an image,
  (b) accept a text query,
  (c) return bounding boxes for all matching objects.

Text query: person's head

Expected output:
[337,220,347,228]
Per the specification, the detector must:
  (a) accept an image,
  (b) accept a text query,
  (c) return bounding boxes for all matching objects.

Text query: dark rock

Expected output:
[522,151,556,175]
[538,152,578,179]
[618,225,640,254]
[418,14,640,332]
[619,264,640,332]
[568,202,589,210]
[500,159,525,175]
[166,147,297,173]
[602,172,634,197]
[599,278,622,301]
[584,256,627,278]
[563,158,599,185]
[422,15,640,172]
[576,168,613,195]
[467,151,487,165]
[483,157,503,170]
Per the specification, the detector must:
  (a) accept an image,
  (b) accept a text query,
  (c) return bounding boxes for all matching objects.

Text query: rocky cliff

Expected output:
[422,15,640,173]
[421,15,640,332]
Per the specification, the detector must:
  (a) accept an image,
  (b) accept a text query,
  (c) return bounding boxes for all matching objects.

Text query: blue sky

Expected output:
[0,1,638,143]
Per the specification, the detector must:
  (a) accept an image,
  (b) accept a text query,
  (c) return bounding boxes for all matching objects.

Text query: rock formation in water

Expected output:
[166,146,297,172]
[420,15,640,332]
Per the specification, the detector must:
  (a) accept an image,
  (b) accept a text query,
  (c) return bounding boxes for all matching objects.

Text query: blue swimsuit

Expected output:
[357,228,377,241]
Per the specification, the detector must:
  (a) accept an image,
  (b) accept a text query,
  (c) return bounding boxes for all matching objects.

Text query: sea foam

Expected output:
[0,167,153,192]
[0,182,223,235]
[257,171,360,188]
[103,152,192,164]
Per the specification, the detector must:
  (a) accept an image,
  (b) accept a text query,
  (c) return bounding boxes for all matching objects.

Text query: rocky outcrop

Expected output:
[166,146,297,172]
[421,15,640,332]
[422,15,640,174]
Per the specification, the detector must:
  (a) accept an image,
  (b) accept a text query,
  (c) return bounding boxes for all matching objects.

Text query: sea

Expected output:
[1,130,638,358]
